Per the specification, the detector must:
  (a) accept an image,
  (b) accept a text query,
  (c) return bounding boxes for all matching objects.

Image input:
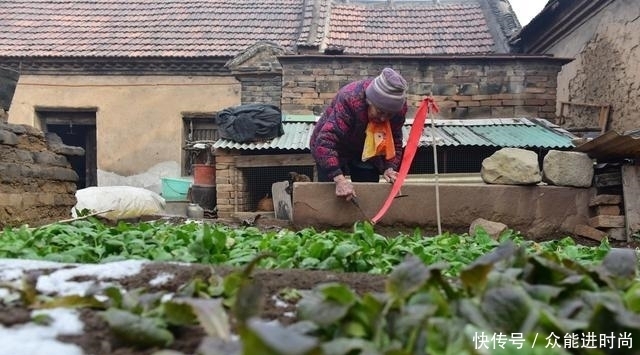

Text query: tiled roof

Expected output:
[325,3,496,55]
[297,0,331,48]
[0,0,504,58]
[0,0,307,57]
[213,118,576,151]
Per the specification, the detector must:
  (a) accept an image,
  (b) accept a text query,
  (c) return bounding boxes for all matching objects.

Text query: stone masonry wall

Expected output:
[0,122,78,228]
[279,56,564,120]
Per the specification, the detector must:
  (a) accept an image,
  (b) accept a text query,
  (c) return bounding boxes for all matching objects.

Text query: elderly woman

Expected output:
[309,67,408,201]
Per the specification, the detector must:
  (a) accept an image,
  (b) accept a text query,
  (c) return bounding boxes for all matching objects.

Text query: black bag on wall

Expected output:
[215,103,284,143]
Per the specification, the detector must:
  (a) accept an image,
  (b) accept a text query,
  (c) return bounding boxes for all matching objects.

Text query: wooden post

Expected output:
[272,181,293,220]
[622,164,640,241]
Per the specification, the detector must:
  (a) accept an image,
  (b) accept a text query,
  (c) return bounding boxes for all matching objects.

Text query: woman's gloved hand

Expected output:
[383,168,398,183]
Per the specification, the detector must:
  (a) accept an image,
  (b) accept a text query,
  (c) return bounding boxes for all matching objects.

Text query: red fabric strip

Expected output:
[371,97,440,224]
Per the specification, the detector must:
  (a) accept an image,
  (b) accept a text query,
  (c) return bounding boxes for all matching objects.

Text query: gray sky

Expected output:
[509,0,548,26]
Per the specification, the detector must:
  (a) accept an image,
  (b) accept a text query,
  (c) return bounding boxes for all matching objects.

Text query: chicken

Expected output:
[256,194,274,212]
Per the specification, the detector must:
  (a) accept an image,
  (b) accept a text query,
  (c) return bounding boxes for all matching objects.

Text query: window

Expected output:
[182,113,218,175]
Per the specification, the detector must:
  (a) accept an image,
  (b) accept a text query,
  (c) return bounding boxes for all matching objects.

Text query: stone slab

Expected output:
[292,182,595,239]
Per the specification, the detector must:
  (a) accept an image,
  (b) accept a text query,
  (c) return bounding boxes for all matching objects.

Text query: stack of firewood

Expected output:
[574,163,628,241]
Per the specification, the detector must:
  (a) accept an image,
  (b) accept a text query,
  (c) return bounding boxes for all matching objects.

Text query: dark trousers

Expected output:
[316,160,380,182]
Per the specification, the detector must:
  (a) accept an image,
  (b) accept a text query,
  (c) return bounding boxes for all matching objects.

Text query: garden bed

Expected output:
[1,215,638,355]
[0,259,387,355]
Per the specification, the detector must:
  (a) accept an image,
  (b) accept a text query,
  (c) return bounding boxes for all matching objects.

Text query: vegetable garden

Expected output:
[0,217,639,355]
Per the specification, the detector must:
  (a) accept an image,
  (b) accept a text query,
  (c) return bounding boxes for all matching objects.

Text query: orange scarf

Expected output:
[362,121,395,162]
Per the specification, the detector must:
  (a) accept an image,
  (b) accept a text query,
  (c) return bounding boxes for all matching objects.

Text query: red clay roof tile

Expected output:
[0,0,306,57]
[0,0,501,58]
[325,3,495,55]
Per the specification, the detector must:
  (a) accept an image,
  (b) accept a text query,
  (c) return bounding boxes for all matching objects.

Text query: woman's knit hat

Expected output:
[365,68,408,113]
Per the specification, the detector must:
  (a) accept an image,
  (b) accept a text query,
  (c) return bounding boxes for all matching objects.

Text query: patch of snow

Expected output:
[36,259,148,296]
[270,294,289,308]
[149,272,174,286]
[0,308,84,355]
[0,259,73,282]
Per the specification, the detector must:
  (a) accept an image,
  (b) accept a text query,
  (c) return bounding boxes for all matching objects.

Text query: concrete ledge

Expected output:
[292,182,595,238]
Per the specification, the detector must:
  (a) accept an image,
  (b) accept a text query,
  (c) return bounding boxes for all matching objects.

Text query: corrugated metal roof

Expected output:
[470,124,574,148]
[433,126,493,146]
[574,130,640,160]
[212,122,312,150]
[213,118,576,151]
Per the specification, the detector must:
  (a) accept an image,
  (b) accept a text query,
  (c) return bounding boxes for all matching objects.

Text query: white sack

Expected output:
[72,186,166,220]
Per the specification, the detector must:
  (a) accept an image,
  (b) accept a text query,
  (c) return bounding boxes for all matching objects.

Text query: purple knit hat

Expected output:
[365,67,408,113]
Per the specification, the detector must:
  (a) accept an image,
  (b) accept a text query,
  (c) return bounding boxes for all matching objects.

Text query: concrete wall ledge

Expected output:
[292,182,596,239]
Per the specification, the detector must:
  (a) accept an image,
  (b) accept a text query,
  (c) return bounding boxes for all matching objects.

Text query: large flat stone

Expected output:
[292,182,595,239]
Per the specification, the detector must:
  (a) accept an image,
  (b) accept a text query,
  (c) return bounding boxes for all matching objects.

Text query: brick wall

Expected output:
[0,122,78,228]
[278,56,566,120]
[239,75,282,107]
[213,151,248,216]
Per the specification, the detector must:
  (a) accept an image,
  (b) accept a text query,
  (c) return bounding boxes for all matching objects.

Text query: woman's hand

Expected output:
[333,174,355,200]
[383,168,398,183]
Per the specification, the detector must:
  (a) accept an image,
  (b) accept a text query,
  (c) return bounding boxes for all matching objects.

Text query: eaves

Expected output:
[510,0,616,54]
[278,54,574,65]
[0,56,233,76]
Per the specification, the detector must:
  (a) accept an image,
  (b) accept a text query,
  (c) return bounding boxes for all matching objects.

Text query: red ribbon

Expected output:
[371,97,440,224]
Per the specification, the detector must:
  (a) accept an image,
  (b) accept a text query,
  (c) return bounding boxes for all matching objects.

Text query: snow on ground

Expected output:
[0,308,84,355]
[0,258,148,296]
[36,259,147,296]
[150,272,175,286]
[0,258,156,355]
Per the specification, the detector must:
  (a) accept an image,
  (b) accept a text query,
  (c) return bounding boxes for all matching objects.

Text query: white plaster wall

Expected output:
[9,75,241,190]
[545,0,640,132]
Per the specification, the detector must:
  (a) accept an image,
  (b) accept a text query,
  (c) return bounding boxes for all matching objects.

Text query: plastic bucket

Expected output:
[192,164,216,185]
[190,184,216,210]
[161,177,192,201]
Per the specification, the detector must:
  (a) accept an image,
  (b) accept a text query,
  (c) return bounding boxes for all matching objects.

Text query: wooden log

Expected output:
[602,227,627,241]
[588,215,626,228]
[595,205,621,216]
[574,224,607,242]
[589,194,623,207]
[594,172,622,188]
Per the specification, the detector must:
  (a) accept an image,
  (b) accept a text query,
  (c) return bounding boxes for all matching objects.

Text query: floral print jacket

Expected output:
[309,78,407,179]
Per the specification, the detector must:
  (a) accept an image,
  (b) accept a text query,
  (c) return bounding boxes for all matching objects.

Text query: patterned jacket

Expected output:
[309,78,407,179]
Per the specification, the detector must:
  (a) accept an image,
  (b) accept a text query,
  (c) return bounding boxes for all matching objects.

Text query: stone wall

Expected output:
[544,0,640,133]
[0,122,78,228]
[278,56,566,120]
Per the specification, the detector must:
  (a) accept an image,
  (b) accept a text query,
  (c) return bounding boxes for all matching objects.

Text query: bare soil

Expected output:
[1,262,386,355]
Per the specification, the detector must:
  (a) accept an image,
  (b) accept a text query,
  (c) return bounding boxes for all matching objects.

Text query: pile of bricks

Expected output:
[575,194,626,241]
